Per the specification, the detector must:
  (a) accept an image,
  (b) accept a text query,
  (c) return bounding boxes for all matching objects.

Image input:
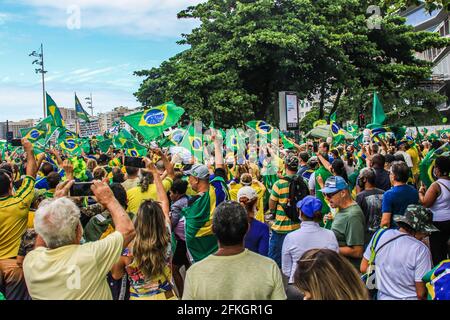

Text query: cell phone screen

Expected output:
[11,139,22,147]
[124,156,145,168]
[69,182,94,197]
[313,142,318,153]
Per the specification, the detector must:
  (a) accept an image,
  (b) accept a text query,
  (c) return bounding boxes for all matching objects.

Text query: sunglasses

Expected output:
[324,190,340,198]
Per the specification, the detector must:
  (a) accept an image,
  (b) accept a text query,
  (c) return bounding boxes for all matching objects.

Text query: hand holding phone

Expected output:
[69,182,94,197]
[11,139,22,147]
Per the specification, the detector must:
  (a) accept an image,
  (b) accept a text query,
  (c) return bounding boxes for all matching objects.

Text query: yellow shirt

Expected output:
[126,178,173,214]
[23,231,123,300]
[229,182,266,223]
[406,147,420,176]
[0,176,35,260]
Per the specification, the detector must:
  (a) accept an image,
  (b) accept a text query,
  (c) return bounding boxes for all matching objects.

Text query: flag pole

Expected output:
[41,44,46,118]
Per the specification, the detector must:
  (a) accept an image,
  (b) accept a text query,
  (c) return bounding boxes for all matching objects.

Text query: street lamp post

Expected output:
[85,93,93,116]
[29,44,47,118]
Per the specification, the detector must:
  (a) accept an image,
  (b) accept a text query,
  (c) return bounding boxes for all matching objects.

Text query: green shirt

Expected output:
[331,204,365,269]
[269,174,300,234]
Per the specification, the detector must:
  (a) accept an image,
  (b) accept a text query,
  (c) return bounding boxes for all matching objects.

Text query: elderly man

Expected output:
[322,176,365,270]
[0,138,37,300]
[23,180,135,300]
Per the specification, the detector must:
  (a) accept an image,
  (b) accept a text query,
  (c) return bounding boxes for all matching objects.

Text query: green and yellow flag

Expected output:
[121,101,185,142]
[75,94,90,123]
[57,128,82,156]
[46,92,65,127]
[180,124,203,163]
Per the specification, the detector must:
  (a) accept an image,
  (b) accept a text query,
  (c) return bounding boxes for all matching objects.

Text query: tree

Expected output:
[134,0,449,127]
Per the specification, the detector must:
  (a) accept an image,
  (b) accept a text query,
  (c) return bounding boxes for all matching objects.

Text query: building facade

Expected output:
[0,119,35,139]
[402,6,450,115]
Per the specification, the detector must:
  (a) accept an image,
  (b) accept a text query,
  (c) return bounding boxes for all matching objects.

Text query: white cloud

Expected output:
[0,85,140,121]
[19,0,204,37]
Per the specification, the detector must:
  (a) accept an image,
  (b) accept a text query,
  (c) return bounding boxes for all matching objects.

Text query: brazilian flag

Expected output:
[180,124,203,163]
[57,128,82,156]
[20,127,45,143]
[46,92,65,127]
[419,143,450,187]
[113,129,140,149]
[225,128,245,152]
[121,101,185,142]
[181,176,229,262]
[125,144,147,157]
[97,139,113,153]
[75,94,90,123]
[246,120,275,136]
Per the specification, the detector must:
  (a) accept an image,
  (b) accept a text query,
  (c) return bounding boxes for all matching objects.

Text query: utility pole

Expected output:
[29,43,47,118]
[85,93,93,116]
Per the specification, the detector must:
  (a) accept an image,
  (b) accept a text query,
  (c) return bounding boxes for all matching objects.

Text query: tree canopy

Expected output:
[134,0,449,127]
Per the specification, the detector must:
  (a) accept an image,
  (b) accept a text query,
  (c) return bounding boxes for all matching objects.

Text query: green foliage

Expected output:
[134,0,450,127]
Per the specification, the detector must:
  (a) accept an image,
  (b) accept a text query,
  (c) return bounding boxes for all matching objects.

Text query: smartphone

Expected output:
[11,139,22,147]
[124,156,145,168]
[70,182,94,197]
[313,142,318,153]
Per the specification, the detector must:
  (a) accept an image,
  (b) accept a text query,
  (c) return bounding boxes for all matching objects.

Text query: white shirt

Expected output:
[394,151,413,168]
[308,172,316,191]
[363,229,432,300]
[282,221,339,283]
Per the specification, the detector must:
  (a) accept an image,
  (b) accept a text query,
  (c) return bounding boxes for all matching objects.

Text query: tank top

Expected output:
[430,179,450,222]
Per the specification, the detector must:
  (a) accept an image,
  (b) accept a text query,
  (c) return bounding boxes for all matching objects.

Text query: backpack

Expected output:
[282,175,310,223]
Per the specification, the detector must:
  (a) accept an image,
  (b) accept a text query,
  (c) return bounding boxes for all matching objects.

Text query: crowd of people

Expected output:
[0,128,449,300]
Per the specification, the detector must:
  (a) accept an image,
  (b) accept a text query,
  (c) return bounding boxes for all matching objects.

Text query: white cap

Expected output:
[237,186,258,201]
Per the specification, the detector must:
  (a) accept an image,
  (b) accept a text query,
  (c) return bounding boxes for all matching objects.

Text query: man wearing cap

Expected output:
[268,154,308,268]
[322,176,365,269]
[181,134,230,263]
[282,195,339,299]
[361,205,436,300]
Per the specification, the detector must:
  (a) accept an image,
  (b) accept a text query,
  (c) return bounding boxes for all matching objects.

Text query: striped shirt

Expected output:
[270,174,300,234]
[0,176,36,259]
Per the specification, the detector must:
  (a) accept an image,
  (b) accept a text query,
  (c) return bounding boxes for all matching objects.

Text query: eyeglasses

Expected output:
[323,190,340,199]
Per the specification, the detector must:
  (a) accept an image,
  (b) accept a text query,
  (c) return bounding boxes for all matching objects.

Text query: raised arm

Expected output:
[22,138,37,178]
[144,158,170,221]
[212,129,224,170]
[91,180,136,248]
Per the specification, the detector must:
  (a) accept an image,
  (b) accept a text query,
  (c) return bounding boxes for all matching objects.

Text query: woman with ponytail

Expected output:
[112,159,177,300]
[237,186,269,257]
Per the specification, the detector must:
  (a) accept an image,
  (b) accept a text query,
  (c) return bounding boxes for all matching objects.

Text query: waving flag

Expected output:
[367,91,386,129]
[225,128,245,152]
[20,127,45,143]
[75,94,90,123]
[46,92,65,127]
[180,124,203,163]
[57,128,82,155]
[246,120,275,136]
[330,120,346,146]
[121,101,185,142]
[419,143,450,187]
[113,129,140,149]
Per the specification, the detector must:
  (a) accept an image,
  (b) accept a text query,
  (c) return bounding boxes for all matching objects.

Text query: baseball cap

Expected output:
[184,164,210,180]
[320,176,348,194]
[394,204,439,234]
[237,186,258,201]
[296,196,323,218]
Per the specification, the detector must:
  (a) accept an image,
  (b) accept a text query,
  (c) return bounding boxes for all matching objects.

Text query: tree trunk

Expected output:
[328,88,343,124]
[319,80,326,119]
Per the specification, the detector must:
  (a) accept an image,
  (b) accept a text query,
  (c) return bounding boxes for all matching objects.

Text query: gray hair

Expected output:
[34,197,81,249]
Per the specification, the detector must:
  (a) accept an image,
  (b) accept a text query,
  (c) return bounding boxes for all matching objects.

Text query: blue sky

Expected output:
[0,0,203,121]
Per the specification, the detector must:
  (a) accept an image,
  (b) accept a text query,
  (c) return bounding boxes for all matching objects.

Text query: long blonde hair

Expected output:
[294,249,369,300]
[132,199,170,279]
